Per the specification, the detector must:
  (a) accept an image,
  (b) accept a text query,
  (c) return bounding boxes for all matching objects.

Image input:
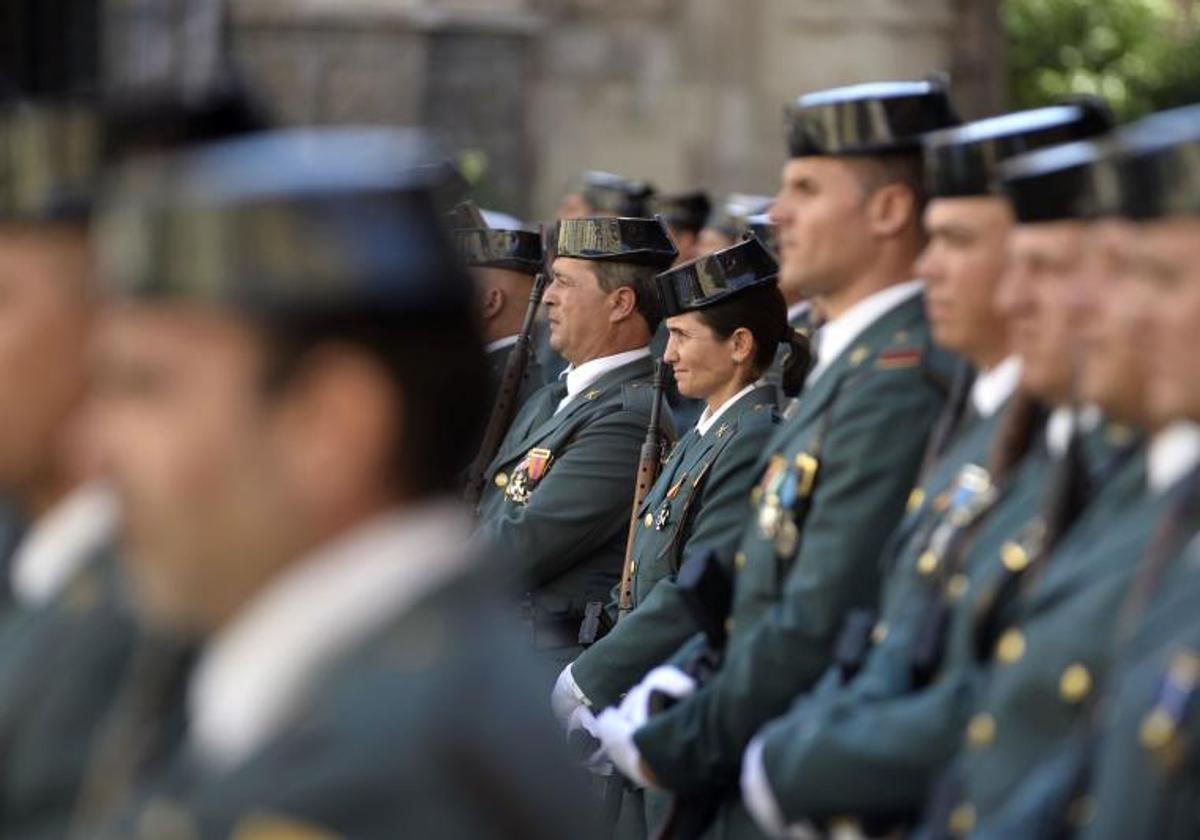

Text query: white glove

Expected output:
[566,706,613,776]
[618,665,697,729]
[551,663,589,725]
[594,707,653,788]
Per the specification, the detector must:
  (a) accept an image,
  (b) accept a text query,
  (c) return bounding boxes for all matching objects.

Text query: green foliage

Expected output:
[1005,0,1200,121]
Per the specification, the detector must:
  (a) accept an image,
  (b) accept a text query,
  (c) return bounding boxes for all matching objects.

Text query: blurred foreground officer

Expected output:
[737,101,1111,838]
[1078,107,1200,840]
[593,80,958,836]
[78,129,587,840]
[474,217,677,673]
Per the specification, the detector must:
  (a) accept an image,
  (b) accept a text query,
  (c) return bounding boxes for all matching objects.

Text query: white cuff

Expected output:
[742,736,823,839]
[551,663,590,724]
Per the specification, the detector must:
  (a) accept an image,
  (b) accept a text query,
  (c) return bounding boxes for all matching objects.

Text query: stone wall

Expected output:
[183,0,1003,219]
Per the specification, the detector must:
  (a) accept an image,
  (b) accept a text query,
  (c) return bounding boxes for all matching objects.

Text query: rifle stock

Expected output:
[464,270,549,505]
[617,361,667,619]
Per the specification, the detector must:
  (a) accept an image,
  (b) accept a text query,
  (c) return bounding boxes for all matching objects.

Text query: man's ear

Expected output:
[609,284,640,323]
[481,286,505,321]
[867,182,918,239]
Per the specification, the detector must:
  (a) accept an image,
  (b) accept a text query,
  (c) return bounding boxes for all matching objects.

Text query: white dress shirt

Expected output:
[786,301,812,326]
[188,501,476,771]
[10,482,118,608]
[805,280,924,385]
[970,356,1023,419]
[485,334,520,354]
[696,382,760,437]
[1148,420,1200,495]
[556,347,652,414]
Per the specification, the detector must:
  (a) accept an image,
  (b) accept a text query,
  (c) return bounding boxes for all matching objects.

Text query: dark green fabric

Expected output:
[571,385,780,710]
[755,439,1053,827]
[97,566,591,840]
[476,355,674,665]
[633,294,945,797]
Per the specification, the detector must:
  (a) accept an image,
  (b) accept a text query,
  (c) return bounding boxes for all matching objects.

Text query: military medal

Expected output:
[655,471,689,530]
[756,456,787,539]
[504,447,554,506]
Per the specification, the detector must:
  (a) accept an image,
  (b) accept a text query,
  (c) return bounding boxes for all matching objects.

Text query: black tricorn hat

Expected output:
[784,79,960,158]
[453,228,544,275]
[705,193,773,238]
[553,216,678,270]
[654,236,778,318]
[97,127,476,316]
[651,190,712,233]
[923,100,1113,198]
[999,138,1124,223]
[581,171,656,217]
[1108,104,1200,221]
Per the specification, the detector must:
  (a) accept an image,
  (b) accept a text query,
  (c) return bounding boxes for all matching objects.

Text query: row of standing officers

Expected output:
[0,31,1200,840]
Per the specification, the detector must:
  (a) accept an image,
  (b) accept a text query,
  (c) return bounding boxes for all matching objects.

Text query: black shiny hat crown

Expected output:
[1109,104,1200,221]
[705,194,773,238]
[581,171,656,217]
[1000,137,1124,223]
[553,216,678,270]
[0,103,101,222]
[650,190,712,232]
[453,228,544,275]
[655,236,778,318]
[923,100,1113,198]
[785,79,960,158]
[97,127,475,315]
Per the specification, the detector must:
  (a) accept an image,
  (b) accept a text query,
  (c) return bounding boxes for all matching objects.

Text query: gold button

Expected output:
[967,712,996,748]
[995,628,1026,664]
[735,551,747,570]
[724,617,735,635]
[1140,708,1175,750]
[644,513,654,528]
[907,487,926,513]
[1059,664,1092,703]
[946,574,969,600]
[871,621,889,644]
[917,551,939,576]
[630,562,637,575]
[1001,541,1030,572]
[493,472,509,488]
[751,487,763,504]
[948,802,976,835]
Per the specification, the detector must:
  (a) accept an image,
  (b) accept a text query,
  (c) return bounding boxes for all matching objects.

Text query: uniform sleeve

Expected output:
[570,422,769,709]
[478,408,647,587]
[633,370,943,793]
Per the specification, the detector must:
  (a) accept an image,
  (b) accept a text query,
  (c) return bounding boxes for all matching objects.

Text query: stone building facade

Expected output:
[147,0,1006,219]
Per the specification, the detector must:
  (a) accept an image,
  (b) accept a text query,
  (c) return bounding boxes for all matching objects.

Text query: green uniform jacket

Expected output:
[956,441,1164,827]
[98,567,591,840]
[476,354,673,661]
[571,385,781,710]
[0,547,138,840]
[755,437,1053,828]
[634,294,945,796]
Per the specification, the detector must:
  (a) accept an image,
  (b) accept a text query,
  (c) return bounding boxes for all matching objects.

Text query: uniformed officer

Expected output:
[451,212,548,409]
[733,101,1111,838]
[651,190,712,265]
[474,216,678,674]
[696,194,773,257]
[1054,107,1200,840]
[591,79,958,835]
[76,128,587,839]
[559,171,657,220]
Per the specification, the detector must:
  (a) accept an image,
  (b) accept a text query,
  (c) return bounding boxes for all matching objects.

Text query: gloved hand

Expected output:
[617,664,697,729]
[593,706,653,788]
[566,706,613,776]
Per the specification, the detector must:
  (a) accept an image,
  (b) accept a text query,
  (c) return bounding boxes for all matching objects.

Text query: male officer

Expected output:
[558,171,656,220]
[592,80,958,834]
[452,215,547,408]
[651,190,712,264]
[1077,105,1200,840]
[77,128,585,839]
[474,216,677,673]
[736,102,1111,838]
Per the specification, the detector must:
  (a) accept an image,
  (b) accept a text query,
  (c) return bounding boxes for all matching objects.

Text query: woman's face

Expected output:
[662,311,750,400]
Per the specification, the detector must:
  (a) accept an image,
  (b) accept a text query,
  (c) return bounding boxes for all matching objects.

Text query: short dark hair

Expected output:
[256,306,488,498]
[591,261,663,332]
[847,152,928,219]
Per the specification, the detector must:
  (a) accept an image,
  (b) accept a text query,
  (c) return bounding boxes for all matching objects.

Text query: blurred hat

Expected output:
[651,190,712,233]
